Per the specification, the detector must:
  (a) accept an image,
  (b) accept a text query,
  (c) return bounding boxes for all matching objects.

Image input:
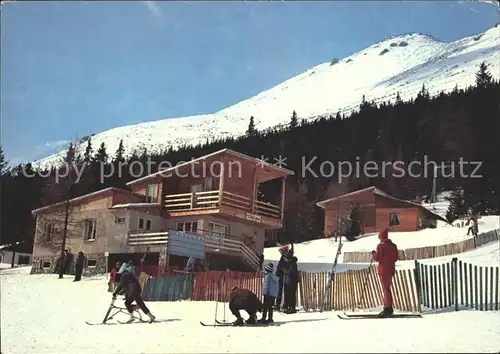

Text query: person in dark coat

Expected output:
[64,250,73,275]
[229,286,263,326]
[56,253,66,278]
[372,228,399,318]
[283,253,299,314]
[73,251,85,282]
[112,262,156,323]
[274,245,293,310]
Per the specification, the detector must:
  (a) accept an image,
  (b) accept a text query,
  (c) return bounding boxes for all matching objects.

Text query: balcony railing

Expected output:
[126,230,260,270]
[164,189,281,220]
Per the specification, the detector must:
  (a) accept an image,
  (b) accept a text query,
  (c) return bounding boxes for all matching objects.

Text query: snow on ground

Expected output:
[264,215,500,272]
[1,267,499,353]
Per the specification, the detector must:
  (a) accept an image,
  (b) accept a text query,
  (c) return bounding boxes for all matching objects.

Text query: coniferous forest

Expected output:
[1,63,499,252]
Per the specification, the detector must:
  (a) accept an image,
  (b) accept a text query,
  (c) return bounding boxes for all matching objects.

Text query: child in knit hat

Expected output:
[260,263,279,324]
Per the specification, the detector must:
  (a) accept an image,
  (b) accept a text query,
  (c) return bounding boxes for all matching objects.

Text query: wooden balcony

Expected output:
[127,230,261,270]
[163,190,282,227]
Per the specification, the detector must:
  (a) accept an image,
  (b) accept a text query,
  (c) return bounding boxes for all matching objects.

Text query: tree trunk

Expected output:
[60,200,70,256]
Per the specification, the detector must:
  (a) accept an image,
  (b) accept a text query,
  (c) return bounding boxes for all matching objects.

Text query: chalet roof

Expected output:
[316,186,448,223]
[31,187,140,215]
[126,148,295,186]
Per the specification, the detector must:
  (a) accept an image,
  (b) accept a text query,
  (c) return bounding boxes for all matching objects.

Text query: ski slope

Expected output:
[32,25,500,169]
[1,265,499,353]
[263,215,500,272]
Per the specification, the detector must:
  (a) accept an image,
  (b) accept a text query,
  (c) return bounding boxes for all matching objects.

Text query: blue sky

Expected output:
[1,1,498,166]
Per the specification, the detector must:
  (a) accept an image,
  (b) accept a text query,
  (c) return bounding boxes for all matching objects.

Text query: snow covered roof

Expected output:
[126,148,294,186]
[31,187,139,215]
[110,203,161,209]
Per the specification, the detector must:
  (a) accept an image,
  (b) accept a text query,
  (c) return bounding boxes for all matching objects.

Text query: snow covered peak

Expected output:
[32,25,500,169]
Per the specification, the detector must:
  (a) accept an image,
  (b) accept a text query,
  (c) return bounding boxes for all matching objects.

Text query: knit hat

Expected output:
[279,245,289,255]
[378,228,389,240]
[265,263,274,273]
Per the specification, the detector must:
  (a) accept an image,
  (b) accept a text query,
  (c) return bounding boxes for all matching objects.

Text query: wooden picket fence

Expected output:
[415,259,500,311]
[191,271,263,302]
[343,229,499,263]
[299,266,420,312]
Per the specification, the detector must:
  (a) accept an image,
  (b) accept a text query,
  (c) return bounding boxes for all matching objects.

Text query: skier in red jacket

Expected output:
[371,227,398,318]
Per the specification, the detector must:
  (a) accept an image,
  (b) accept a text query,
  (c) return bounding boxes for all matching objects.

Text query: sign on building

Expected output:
[168,230,206,259]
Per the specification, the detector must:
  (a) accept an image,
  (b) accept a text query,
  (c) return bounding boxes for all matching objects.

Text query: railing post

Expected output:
[414,260,422,312]
[452,257,458,311]
[190,192,195,209]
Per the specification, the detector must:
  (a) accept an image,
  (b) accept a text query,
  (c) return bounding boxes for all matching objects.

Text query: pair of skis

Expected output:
[337,311,422,320]
[85,318,169,325]
[200,320,274,327]
[320,238,343,312]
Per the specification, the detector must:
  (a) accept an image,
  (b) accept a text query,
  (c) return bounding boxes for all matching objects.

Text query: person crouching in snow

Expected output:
[229,286,264,326]
[259,263,279,324]
[112,262,156,323]
[371,228,398,318]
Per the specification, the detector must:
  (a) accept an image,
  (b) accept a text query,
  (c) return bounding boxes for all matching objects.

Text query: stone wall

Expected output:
[31,252,106,276]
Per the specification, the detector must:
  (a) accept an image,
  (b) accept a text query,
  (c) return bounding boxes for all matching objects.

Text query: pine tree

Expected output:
[94,142,108,162]
[83,138,93,163]
[0,145,8,175]
[247,116,256,136]
[290,110,298,129]
[115,139,125,162]
[395,92,402,105]
[475,62,493,88]
[64,143,76,164]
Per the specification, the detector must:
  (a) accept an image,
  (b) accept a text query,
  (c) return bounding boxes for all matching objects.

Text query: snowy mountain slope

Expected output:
[34,25,500,169]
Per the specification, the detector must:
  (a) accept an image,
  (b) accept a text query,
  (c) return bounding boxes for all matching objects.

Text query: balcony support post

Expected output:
[218,157,225,206]
[280,176,287,223]
[251,166,257,213]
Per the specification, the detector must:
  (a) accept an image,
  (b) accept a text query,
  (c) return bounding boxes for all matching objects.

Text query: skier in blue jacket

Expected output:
[259,263,279,324]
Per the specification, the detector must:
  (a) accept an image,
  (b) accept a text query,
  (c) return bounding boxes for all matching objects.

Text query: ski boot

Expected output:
[232,317,244,326]
[377,307,394,318]
[146,312,156,323]
[245,315,257,325]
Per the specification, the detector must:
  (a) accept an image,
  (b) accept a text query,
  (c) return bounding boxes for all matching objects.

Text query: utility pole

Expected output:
[431,163,453,205]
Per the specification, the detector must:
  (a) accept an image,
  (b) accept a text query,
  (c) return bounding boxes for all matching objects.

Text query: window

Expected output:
[204,178,213,191]
[84,219,97,241]
[389,213,401,226]
[139,217,152,231]
[17,255,30,265]
[177,221,198,232]
[208,222,229,240]
[45,223,55,242]
[190,184,203,193]
[146,184,159,203]
[87,259,97,268]
[115,217,126,224]
[42,261,51,269]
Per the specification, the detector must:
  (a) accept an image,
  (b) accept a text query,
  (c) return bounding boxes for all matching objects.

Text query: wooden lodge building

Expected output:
[316,186,448,237]
[31,149,294,274]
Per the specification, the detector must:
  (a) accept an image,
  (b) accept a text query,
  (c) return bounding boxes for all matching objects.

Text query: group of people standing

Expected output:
[55,249,86,282]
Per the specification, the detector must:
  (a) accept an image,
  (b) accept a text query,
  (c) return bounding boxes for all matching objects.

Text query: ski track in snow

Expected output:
[33,25,500,169]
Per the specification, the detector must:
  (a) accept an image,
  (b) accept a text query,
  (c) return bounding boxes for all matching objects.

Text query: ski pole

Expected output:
[355,259,374,310]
